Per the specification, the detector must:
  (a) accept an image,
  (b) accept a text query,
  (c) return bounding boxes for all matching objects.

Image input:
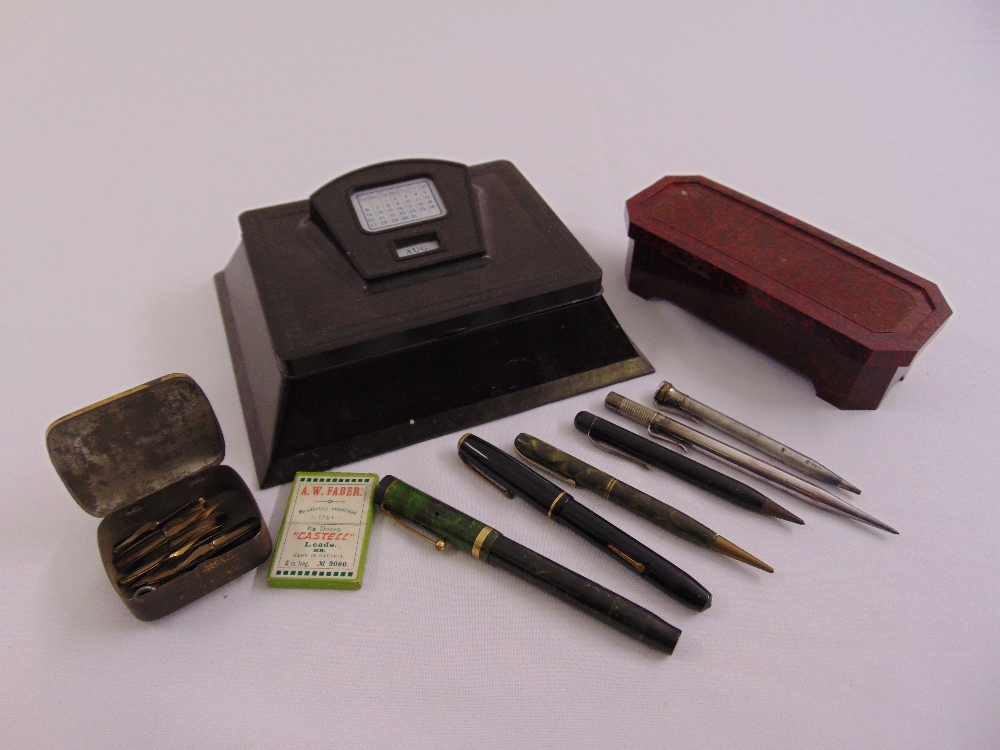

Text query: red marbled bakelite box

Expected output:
[626,176,951,409]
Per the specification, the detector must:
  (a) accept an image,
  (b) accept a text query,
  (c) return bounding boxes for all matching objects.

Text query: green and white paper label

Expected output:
[267,472,376,589]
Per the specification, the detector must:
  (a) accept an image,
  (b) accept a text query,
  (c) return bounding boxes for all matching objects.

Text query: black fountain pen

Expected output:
[458,433,712,611]
[575,412,804,525]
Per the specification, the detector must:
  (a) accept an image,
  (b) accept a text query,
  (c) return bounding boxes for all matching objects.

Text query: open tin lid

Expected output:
[46,374,225,517]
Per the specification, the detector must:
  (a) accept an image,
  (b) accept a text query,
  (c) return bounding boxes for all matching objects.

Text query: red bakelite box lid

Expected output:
[626,176,951,409]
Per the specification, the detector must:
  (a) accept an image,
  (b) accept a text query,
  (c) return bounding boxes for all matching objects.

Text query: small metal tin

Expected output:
[46,373,272,621]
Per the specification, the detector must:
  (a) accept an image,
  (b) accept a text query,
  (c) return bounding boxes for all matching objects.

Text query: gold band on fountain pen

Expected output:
[606,393,899,535]
[655,381,861,494]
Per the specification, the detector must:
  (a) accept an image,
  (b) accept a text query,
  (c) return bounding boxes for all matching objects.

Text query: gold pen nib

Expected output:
[711,536,774,573]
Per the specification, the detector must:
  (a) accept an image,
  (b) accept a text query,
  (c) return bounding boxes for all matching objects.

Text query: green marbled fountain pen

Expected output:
[375,476,681,655]
[513,433,773,573]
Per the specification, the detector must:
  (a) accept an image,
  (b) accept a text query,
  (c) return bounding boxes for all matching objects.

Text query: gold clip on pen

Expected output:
[380,506,447,551]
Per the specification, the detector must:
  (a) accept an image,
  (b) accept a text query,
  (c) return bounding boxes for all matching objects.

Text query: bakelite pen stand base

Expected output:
[217,266,651,489]
[216,159,652,489]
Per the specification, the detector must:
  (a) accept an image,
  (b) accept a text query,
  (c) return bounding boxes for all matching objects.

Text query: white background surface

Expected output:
[2,2,998,748]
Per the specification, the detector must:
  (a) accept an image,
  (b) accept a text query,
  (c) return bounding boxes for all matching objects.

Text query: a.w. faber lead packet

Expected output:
[267,472,376,589]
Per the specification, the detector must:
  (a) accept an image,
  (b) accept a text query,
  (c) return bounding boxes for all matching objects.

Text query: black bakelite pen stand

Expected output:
[216,159,652,488]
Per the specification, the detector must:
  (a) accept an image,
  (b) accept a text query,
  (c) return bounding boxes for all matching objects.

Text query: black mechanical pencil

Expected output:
[575,411,804,525]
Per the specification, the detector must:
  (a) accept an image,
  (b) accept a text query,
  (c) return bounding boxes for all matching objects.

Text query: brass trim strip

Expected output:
[547,492,567,518]
[471,526,494,559]
[603,478,617,499]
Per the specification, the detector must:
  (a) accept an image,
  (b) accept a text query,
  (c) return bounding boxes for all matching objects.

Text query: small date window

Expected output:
[350,178,447,233]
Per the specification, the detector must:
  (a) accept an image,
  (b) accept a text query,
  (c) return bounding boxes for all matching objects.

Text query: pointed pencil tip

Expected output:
[762,498,805,525]
[860,516,899,535]
[839,480,862,495]
[837,503,899,535]
[712,536,774,573]
[878,521,900,535]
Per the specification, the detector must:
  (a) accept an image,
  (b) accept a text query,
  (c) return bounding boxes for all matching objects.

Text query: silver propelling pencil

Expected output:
[606,393,898,535]
[654,381,861,494]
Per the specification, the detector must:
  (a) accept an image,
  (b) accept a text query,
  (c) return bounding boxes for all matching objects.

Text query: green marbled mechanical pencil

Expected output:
[514,433,773,573]
[374,476,681,655]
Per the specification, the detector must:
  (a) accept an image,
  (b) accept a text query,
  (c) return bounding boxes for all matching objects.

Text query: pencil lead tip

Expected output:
[861,517,899,535]
[839,480,862,495]
[839,504,899,535]
[712,536,774,573]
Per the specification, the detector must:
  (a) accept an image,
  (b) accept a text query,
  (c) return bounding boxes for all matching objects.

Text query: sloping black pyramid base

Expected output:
[217,260,651,488]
